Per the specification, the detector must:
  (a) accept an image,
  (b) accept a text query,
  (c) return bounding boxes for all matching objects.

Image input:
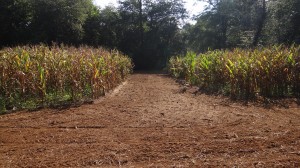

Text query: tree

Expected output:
[263,0,300,44]
[187,0,273,51]
[138,0,143,48]
[252,0,266,46]
[82,6,102,46]
[83,6,120,48]
[30,0,93,44]
[186,0,235,52]
[142,0,187,68]
[116,0,187,69]
[0,0,32,46]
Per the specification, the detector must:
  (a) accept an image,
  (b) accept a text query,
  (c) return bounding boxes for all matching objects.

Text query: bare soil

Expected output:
[1,73,300,167]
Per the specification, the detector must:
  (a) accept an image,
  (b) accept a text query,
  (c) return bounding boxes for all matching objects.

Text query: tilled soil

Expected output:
[0,73,300,167]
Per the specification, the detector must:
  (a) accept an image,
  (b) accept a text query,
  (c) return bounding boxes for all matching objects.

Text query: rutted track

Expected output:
[0,73,300,167]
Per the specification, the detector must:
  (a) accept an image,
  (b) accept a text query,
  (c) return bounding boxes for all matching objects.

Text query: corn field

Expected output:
[0,45,133,113]
[169,45,300,100]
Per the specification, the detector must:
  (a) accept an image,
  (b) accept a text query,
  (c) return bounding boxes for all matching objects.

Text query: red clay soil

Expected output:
[0,73,300,167]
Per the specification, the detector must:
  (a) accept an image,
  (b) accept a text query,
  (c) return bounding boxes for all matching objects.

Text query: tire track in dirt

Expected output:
[0,73,300,167]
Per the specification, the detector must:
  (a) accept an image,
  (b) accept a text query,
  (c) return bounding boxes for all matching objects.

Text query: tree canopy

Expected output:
[185,0,300,52]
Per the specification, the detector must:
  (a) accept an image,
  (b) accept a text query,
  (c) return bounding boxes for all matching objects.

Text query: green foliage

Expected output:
[186,0,300,52]
[185,0,250,52]
[0,0,187,70]
[0,45,133,113]
[83,6,120,47]
[30,0,94,44]
[169,45,300,100]
[116,0,187,69]
[0,0,32,46]
[263,0,300,44]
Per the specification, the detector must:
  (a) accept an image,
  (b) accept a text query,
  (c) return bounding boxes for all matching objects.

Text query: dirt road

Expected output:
[1,73,300,167]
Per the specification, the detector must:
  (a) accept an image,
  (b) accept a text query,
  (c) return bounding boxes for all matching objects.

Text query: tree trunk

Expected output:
[138,0,143,47]
[252,0,266,46]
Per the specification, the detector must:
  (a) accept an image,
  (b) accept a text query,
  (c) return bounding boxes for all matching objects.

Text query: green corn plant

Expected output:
[169,45,300,100]
[0,45,133,111]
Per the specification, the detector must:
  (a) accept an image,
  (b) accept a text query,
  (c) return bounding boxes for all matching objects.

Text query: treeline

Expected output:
[1,0,300,69]
[185,0,300,52]
[0,0,186,69]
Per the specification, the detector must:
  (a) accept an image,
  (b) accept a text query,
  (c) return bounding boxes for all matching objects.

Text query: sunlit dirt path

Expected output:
[1,73,300,167]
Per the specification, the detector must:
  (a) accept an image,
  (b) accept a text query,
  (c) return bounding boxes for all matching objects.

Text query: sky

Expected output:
[93,0,208,23]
